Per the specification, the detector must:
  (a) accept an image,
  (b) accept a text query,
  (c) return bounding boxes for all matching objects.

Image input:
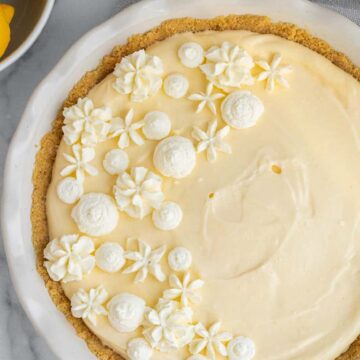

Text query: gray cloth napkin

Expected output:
[311,0,360,25]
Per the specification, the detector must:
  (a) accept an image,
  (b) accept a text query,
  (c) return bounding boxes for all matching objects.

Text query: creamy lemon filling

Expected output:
[46,30,360,360]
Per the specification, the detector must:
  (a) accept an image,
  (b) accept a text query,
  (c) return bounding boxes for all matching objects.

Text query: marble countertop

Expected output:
[0,1,358,359]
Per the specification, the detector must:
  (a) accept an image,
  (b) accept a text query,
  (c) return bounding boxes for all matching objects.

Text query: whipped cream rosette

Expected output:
[57,177,83,204]
[71,193,119,236]
[178,42,204,68]
[44,234,95,283]
[62,97,112,146]
[142,111,171,140]
[152,201,183,230]
[227,336,256,360]
[113,167,164,219]
[221,91,264,129]
[71,286,108,326]
[153,136,196,179]
[113,49,164,102]
[107,293,146,333]
[168,247,193,271]
[127,338,153,360]
[164,73,189,99]
[200,42,254,91]
[95,242,125,273]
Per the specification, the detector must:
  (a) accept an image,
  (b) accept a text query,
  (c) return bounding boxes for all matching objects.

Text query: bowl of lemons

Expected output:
[0,0,54,72]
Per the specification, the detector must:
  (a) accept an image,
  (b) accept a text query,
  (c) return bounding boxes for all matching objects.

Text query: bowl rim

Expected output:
[0,0,55,72]
[1,0,359,359]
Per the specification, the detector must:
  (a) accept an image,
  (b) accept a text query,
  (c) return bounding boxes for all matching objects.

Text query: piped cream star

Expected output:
[62,97,112,146]
[143,300,194,352]
[163,272,204,307]
[256,53,292,91]
[189,322,233,360]
[61,144,98,183]
[123,238,166,283]
[109,108,144,149]
[113,166,164,219]
[192,119,231,162]
[71,286,108,326]
[188,83,225,115]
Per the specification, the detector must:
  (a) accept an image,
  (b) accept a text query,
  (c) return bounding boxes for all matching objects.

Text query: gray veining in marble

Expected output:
[0,1,358,359]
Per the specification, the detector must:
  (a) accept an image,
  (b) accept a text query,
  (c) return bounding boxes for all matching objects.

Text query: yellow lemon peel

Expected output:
[0,3,15,58]
[0,3,14,23]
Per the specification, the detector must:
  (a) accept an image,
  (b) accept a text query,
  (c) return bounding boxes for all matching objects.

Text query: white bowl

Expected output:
[0,0,55,72]
[2,0,359,359]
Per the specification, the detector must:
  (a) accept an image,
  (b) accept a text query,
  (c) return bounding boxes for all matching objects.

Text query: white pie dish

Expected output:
[2,0,359,359]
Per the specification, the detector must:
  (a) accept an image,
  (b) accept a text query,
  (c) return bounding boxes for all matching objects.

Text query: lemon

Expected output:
[0,4,14,23]
[0,4,15,58]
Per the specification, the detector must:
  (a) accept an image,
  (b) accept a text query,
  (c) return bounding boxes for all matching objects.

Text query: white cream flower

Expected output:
[188,82,224,115]
[62,97,112,146]
[257,53,292,91]
[71,286,108,326]
[163,273,204,307]
[200,42,254,91]
[109,109,144,149]
[123,238,166,283]
[113,166,164,219]
[113,49,164,102]
[192,119,231,162]
[143,300,194,352]
[60,144,98,183]
[44,234,95,283]
[189,322,233,360]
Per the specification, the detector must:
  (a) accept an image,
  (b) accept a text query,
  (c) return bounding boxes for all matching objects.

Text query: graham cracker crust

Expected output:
[31,15,360,360]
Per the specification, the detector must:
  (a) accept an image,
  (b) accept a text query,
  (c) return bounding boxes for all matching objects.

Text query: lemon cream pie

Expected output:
[32,16,360,360]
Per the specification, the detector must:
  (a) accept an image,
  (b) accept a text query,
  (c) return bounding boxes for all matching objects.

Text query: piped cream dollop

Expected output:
[103,149,129,175]
[152,201,183,230]
[163,73,189,99]
[168,247,192,272]
[127,338,153,360]
[57,177,83,204]
[107,293,146,333]
[178,42,204,68]
[153,136,196,179]
[95,242,125,273]
[227,336,256,360]
[71,193,119,236]
[221,91,264,129]
[142,111,171,140]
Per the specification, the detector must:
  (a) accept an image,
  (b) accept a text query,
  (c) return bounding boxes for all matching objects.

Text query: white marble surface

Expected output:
[0,1,358,359]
